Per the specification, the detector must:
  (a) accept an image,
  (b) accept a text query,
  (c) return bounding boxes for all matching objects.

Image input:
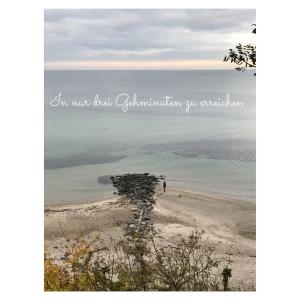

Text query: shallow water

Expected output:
[45,70,255,204]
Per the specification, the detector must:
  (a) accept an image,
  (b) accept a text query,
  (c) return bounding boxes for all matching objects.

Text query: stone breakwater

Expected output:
[111,173,164,239]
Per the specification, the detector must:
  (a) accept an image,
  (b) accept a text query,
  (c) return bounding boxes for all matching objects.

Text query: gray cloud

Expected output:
[44,9,256,63]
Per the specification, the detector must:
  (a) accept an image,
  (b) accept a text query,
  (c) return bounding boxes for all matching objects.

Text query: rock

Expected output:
[97,175,114,184]
[111,173,163,239]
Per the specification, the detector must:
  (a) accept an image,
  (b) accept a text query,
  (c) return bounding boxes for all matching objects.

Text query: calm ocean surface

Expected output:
[45,70,255,204]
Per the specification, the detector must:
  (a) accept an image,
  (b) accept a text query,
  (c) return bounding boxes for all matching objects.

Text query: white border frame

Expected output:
[1,0,300,299]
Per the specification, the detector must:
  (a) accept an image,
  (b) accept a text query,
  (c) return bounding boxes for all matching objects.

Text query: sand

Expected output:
[44,186,256,289]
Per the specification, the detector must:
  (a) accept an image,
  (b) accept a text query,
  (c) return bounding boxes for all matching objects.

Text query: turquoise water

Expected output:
[45,70,255,204]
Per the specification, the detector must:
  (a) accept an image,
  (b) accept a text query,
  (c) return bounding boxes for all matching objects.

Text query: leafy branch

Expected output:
[224,24,256,75]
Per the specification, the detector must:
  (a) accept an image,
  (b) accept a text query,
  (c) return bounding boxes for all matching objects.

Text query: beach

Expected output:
[45,186,256,289]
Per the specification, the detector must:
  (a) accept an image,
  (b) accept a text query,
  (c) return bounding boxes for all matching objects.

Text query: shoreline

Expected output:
[45,186,256,288]
[44,186,255,209]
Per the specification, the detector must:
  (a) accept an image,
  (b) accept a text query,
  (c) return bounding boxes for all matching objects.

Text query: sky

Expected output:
[44,9,256,70]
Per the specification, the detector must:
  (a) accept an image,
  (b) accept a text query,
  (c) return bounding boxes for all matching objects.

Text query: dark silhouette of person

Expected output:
[163,180,166,192]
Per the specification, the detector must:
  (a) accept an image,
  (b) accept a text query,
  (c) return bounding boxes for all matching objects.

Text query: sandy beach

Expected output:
[45,186,255,289]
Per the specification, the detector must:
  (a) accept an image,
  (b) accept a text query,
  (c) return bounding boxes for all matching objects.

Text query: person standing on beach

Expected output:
[163,180,166,192]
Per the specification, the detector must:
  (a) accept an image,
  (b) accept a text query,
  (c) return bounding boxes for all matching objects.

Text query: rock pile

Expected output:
[111,173,164,239]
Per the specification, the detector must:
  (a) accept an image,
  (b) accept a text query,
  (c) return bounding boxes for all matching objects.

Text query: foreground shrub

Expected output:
[45,230,232,291]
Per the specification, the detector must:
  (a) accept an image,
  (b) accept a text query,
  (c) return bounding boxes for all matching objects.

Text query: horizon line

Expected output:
[44,69,236,71]
[44,59,233,71]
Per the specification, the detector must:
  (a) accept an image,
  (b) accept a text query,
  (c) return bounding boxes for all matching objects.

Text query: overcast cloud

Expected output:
[44,9,255,69]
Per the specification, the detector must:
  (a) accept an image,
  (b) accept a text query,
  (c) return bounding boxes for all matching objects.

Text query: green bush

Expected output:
[45,229,233,291]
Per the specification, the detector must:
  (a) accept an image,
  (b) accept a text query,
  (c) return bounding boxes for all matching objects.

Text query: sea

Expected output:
[44,70,256,205]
